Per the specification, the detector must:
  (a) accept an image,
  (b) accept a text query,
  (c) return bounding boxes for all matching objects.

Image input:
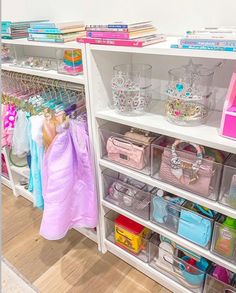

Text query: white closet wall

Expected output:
[3,0,236,35]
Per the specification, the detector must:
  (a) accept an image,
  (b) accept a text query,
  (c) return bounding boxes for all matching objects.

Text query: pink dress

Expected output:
[40,120,97,240]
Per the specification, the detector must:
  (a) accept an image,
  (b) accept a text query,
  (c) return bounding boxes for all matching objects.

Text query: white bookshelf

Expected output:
[86,42,236,292]
[2,63,85,84]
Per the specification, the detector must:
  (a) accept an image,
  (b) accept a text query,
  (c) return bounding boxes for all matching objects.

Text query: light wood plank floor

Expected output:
[2,185,172,293]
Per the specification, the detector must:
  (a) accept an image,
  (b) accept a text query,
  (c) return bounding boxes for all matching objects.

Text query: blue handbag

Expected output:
[177,209,212,247]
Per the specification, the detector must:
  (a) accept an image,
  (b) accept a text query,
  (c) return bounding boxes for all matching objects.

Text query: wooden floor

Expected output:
[2,185,172,293]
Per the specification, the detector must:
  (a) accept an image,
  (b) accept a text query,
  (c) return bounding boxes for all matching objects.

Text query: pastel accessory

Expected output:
[159,138,214,197]
[106,136,146,170]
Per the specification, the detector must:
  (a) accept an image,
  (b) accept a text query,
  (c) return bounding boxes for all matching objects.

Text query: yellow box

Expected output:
[115,214,150,254]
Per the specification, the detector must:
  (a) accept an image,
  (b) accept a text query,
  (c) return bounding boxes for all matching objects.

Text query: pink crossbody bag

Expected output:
[106,136,146,170]
[159,139,214,197]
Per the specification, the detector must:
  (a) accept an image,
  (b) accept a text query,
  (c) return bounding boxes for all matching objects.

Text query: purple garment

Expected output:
[40,121,97,240]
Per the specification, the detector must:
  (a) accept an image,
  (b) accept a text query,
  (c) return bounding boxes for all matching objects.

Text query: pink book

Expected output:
[87,31,131,39]
[77,36,165,47]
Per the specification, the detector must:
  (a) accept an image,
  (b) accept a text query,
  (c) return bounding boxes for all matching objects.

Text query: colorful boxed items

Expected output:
[114,214,150,254]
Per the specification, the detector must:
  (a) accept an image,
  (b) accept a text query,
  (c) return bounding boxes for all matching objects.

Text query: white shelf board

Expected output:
[10,165,30,179]
[1,176,12,189]
[89,36,236,60]
[15,185,34,203]
[103,200,236,273]
[99,159,236,219]
[2,63,85,84]
[2,38,83,49]
[105,240,191,293]
[73,227,97,243]
[96,104,236,154]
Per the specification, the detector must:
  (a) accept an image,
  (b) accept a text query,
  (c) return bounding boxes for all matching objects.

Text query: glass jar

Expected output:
[165,60,215,126]
[111,64,152,115]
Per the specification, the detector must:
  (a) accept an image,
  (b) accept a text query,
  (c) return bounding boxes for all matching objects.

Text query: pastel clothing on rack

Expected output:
[69,119,97,228]
[11,110,30,157]
[2,104,15,147]
[28,116,44,209]
[40,119,97,240]
[40,122,76,240]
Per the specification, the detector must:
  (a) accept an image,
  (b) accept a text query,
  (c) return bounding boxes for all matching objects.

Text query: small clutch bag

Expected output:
[106,136,146,170]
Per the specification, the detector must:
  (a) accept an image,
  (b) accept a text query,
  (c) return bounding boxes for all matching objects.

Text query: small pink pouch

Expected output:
[106,136,146,170]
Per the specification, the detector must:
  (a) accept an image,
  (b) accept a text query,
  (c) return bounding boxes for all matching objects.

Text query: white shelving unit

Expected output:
[1,39,99,247]
[86,42,236,292]
[2,37,236,292]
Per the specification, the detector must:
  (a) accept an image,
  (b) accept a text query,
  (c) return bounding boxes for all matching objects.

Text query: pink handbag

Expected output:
[106,136,146,170]
[159,139,214,197]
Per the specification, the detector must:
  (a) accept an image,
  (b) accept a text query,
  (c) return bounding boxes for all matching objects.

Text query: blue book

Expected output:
[30,21,84,29]
[171,44,236,52]
[180,38,236,47]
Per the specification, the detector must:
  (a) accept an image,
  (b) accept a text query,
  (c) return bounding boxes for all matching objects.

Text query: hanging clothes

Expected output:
[40,122,77,240]
[40,118,97,240]
[28,115,44,209]
[69,119,97,228]
[11,110,30,157]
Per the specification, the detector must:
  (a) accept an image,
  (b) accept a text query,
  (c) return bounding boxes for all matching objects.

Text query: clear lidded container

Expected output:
[111,63,152,115]
[165,60,216,126]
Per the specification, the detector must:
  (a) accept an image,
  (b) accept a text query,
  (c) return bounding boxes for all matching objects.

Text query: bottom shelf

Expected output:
[73,227,98,243]
[105,239,191,293]
[15,185,34,203]
[1,175,12,189]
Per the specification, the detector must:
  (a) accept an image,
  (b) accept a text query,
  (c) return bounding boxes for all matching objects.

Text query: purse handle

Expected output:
[110,136,136,150]
[171,139,203,172]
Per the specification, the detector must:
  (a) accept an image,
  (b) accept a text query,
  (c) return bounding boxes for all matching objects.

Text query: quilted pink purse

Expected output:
[159,139,214,197]
[106,136,146,170]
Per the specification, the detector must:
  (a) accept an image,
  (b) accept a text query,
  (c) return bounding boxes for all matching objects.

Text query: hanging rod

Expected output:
[2,70,85,93]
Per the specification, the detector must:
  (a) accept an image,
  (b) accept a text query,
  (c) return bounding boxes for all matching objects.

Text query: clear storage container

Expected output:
[105,211,151,262]
[103,169,153,220]
[56,48,83,75]
[1,44,16,63]
[165,60,216,126]
[100,124,157,175]
[150,194,217,249]
[219,154,236,210]
[203,266,236,293]
[111,64,152,115]
[211,215,236,264]
[150,193,186,233]
[151,135,226,200]
[149,234,209,292]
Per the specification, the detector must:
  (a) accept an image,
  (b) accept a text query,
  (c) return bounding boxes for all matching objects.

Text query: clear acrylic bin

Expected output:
[1,44,16,63]
[211,215,236,264]
[105,210,151,262]
[103,169,153,220]
[151,135,226,200]
[111,63,152,115]
[150,193,186,233]
[219,154,236,210]
[149,236,208,292]
[165,60,215,126]
[100,124,157,175]
[56,48,83,76]
[203,267,236,293]
[151,194,217,248]
[14,55,56,71]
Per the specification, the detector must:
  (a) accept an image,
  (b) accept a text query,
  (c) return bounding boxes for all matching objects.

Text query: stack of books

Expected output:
[172,27,236,52]
[77,21,165,47]
[28,21,86,43]
[2,21,46,39]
